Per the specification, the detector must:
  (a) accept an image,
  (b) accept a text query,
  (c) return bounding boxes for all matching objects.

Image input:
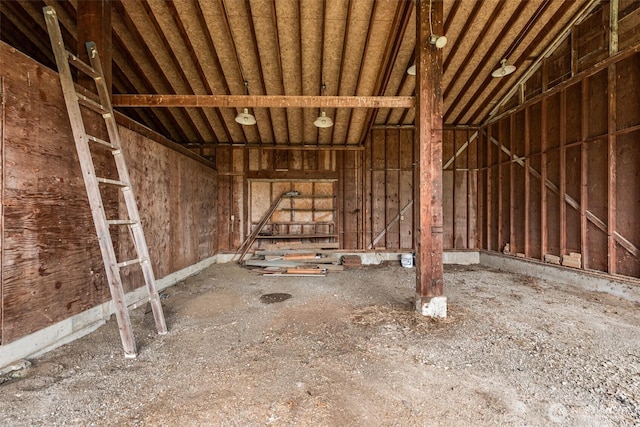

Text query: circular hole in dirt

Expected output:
[260,293,292,304]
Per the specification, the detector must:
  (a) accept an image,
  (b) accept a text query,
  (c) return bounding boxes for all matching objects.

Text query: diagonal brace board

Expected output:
[368,200,414,249]
[486,132,639,259]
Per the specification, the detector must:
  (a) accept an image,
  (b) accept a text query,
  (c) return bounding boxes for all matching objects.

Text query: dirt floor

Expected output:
[1,263,639,426]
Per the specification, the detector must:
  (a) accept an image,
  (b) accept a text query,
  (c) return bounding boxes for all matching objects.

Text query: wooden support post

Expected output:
[414,0,445,317]
[77,0,111,96]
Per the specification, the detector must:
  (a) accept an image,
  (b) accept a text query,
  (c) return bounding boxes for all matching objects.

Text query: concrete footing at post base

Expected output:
[415,295,447,318]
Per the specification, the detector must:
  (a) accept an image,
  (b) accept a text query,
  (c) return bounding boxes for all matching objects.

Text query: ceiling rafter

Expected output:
[113,0,198,142]
[138,1,213,142]
[344,0,378,144]
[468,0,576,124]
[443,0,484,73]
[330,0,353,144]
[0,0,600,146]
[445,0,529,123]
[218,0,253,144]
[111,30,184,141]
[245,0,276,144]
[193,0,243,144]
[0,5,54,68]
[360,0,414,145]
[270,0,290,144]
[443,0,462,35]
[1,2,55,66]
[442,0,507,110]
[452,0,555,124]
[166,1,231,143]
[315,0,328,146]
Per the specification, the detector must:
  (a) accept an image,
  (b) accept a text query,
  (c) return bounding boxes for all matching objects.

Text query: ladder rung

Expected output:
[96,177,129,187]
[107,219,139,226]
[87,134,118,150]
[117,258,142,268]
[128,296,150,310]
[77,93,109,115]
[66,50,101,79]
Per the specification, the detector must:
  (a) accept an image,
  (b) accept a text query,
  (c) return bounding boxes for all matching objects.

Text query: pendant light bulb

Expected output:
[407,64,416,75]
[492,59,516,78]
[314,110,333,128]
[235,108,256,125]
[314,83,334,128]
[235,80,256,125]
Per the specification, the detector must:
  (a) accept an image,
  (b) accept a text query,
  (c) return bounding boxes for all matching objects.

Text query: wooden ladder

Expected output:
[43,6,167,358]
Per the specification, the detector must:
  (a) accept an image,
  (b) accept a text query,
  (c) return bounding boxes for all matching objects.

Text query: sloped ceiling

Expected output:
[1,0,593,146]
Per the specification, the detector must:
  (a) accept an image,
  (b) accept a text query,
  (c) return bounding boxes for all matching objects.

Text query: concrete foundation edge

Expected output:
[0,255,218,370]
[480,252,640,304]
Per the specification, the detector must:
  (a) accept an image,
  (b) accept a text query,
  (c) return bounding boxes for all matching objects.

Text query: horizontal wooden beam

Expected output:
[247,170,339,180]
[202,143,363,151]
[112,94,415,109]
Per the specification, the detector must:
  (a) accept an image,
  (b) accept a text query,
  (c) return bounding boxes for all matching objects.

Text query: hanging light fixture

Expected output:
[427,0,447,49]
[491,59,517,78]
[407,64,416,75]
[314,83,333,128]
[235,81,256,125]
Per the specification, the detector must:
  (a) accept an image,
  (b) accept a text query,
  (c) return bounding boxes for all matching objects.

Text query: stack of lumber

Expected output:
[242,242,344,276]
[562,252,582,269]
[340,255,362,269]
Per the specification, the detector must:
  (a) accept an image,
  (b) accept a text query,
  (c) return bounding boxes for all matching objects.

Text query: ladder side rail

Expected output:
[86,42,167,335]
[43,6,137,357]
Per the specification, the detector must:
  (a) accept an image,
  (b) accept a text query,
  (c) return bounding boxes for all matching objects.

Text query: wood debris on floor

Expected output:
[340,255,363,269]
[241,241,353,277]
[244,242,352,277]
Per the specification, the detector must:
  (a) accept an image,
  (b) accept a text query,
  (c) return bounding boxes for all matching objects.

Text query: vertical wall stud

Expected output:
[486,128,492,251]
[509,115,516,254]
[524,107,531,258]
[581,80,589,269]
[560,91,567,259]
[541,98,548,258]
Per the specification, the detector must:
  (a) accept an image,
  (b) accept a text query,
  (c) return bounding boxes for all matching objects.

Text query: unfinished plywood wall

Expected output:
[365,128,414,250]
[364,127,474,252]
[0,43,217,344]
[477,8,640,277]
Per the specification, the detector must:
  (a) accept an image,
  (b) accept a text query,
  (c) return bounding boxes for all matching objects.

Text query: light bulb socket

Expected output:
[428,34,447,49]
